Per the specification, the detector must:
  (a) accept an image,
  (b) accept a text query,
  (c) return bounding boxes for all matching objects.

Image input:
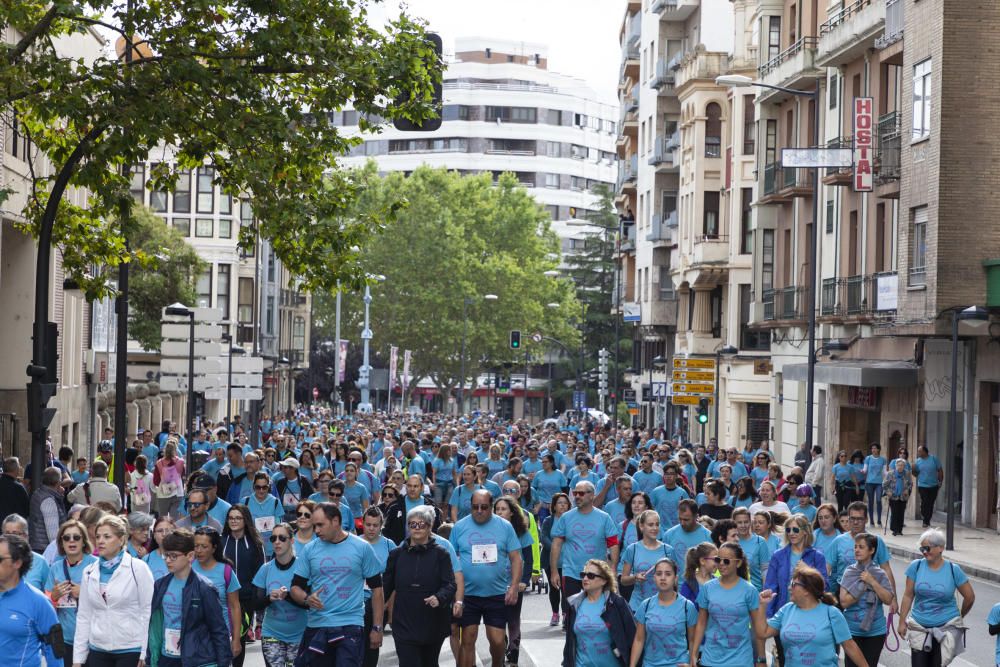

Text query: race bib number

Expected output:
[282,492,298,508]
[55,593,76,609]
[471,543,498,565]
[164,628,181,657]
[255,516,276,533]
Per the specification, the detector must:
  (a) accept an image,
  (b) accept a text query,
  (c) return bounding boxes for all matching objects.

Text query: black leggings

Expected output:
[84,651,141,667]
[910,635,943,667]
[395,637,446,667]
[847,633,885,667]
[547,567,562,614]
[363,596,381,667]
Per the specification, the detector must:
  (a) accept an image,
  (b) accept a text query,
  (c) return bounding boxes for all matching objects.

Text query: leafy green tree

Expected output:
[312,165,581,403]
[1,0,441,298]
[127,207,205,350]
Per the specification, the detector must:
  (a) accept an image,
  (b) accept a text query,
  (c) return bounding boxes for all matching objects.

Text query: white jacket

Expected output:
[73,551,154,663]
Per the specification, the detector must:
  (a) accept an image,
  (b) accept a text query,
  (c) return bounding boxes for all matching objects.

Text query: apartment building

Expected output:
[744,0,1000,529]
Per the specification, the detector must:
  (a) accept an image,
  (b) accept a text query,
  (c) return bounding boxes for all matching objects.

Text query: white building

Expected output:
[339,37,618,224]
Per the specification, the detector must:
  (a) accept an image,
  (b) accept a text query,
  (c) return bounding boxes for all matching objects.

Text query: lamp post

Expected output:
[946,305,988,550]
[164,303,196,475]
[651,355,666,433]
[717,74,821,448]
[460,293,498,414]
[714,345,739,445]
[358,275,385,413]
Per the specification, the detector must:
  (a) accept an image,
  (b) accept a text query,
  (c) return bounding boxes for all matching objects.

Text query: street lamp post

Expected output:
[651,355,666,432]
[460,294,498,414]
[165,303,196,474]
[946,305,988,549]
[714,345,739,445]
[717,74,821,448]
[358,275,385,413]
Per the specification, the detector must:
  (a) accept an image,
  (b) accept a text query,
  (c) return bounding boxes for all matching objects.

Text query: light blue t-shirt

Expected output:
[739,534,772,591]
[530,469,567,504]
[44,554,97,644]
[812,529,840,564]
[363,535,396,600]
[192,560,241,632]
[144,549,169,581]
[988,602,1000,665]
[841,566,888,637]
[161,574,186,657]
[25,552,49,590]
[791,502,817,523]
[831,463,855,484]
[864,455,887,485]
[448,484,482,520]
[573,593,618,667]
[696,578,761,666]
[619,541,675,611]
[432,457,456,484]
[634,595,698,667]
[245,493,285,557]
[432,534,462,573]
[71,470,90,485]
[828,532,889,591]
[252,559,308,643]
[522,458,543,477]
[595,474,633,505]
[904,559,969,628]
[768,602,850,667]
[342,481,370,516]
[407,456,427,482]
[551,508,618,579]
[603,499,627,527]
[631,470,661,495]
[650,485,691,529]
[292,534,383,628]
[450,514,521,597]
[914,455,942,488]
[662,524,712,585]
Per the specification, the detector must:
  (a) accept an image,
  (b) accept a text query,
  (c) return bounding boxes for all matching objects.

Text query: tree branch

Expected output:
[7,6,58,64]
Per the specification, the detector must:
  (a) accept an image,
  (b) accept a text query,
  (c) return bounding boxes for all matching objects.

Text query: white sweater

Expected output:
[73,551,154,663]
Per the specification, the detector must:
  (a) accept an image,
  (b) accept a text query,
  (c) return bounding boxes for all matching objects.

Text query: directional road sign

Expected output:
[161,323,224,341]
[672,382,714,395]
[160,358,222,375]
[672,369,715,382]
[672,395,714,407]
[160,341,225,358]
[672,357,716,370]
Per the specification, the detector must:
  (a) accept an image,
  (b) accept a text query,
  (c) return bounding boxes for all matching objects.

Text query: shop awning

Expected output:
[783,359,918,387]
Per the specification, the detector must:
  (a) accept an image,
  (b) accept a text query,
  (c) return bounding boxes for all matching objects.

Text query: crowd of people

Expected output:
[0,408,990,667]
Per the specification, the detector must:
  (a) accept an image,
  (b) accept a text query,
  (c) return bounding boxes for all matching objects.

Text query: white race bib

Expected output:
[164,628,181,657]
[282,492,298,508]
[471,543,498,565]
[55,593,76,609]
[255,516,276,533]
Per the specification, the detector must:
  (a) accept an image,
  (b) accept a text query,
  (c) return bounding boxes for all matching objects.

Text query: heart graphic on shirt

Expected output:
[781,622,816,644]
[466,531,494,547]
[915,582,951,613]
[570,526,597,551]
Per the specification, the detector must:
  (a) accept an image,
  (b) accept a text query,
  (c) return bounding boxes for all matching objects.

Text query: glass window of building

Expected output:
[197,166,215,213]
[173,170,191,213]
[196,217,214,238]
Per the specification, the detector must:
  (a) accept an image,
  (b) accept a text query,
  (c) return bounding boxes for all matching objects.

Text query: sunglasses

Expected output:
[471,504,491,510]
[503,488,518,495]
[254,485,270,491]
[787,527,802,534]
[188,502,206,508]
[407,521,429,530]
[62,533,83,542]
[297,511,312,518]
[713,557,739,566]
[790,580,806,589]
[919,545,937,553]
[269,535,290,543]
[579,571,606,581]
[382,493,396,499]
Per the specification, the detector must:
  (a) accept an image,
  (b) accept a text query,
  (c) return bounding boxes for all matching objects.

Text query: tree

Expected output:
[127,207,205,350]
[311,165,581,404]
[1,0,442,298]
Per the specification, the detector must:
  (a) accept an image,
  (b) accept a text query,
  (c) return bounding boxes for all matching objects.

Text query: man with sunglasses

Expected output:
[827,501,897,604]
[550,481,619,604]
[450,489,522,667]
[176,489,223,532]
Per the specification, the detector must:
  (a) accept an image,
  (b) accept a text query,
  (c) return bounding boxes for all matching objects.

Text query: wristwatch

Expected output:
[371,625,383,633]
[754,658,767,664]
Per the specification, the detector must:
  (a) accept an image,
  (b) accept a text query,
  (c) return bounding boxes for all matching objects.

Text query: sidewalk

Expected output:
[881,516,1000,583]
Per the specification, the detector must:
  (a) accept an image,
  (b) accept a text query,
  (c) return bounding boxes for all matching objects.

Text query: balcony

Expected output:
[657,0,700,21]
[822,136,854,185]
[675,50,729,89]
[817,0,885,67]
[649,136,680,173]
[692,233,729,266]
[618,155,638,193]
[819,272,899,321]
[758,37,820,98]
[779,166,815,197]
[645,284,679,327]
[651,57,675,90]
[619,223,636,254]
[667,50,686,72]
[762,286,806,322]
[875,111,901,198]
[625,15,641,47]
[647,211,677,246]
[875,0,904,50]
[760,162,792,203]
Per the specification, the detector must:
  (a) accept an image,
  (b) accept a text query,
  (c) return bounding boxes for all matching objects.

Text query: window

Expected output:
[149,164,168,212]
[545,109,562,126]
[765,119,777,167]
[5,114,32,159]
[219,193,232,215]
[762,229,775,291]
[238,278,254,323]
[544,173,559,188]
[571,176,585,191]
[740,188,753,254]
[195,217,214,237]
[342,110,358,125]
[196,167,214,213]
[172,218,190,236]
[767,16,781,61]
[240,199,254,257]
[546,141,560,157]
[570,144,586,160]
[196,269,212,308]
[173,170,191,213]
[829,73,838,109]
[219,218,233,239]
[743,96,756,155]
[485,106,536,123]
[910,206,928,284]
[217,264,231,319]
[703,192,720,238]
[912,59,932,140]
[740,284,769,350]
[662,190,677,217]
[704,103,722,157]
[826,200,835,234]
[267,247,276,282]
[129,165,145,204]
[293,316,306,351]
[266,295,275,333]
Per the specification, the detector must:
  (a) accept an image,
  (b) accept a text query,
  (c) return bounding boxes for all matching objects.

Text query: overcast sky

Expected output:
[366,0,623,103]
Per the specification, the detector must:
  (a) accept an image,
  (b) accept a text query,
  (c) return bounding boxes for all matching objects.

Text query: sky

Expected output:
[365,0,624,103]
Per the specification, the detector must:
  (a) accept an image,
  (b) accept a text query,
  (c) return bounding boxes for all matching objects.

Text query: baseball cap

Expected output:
[279,458,300,469]
[192,474,216,490]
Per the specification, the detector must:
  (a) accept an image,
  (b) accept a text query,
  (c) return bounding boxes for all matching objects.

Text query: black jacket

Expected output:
[222,533,265,605]
[383,540,456,643]
[563,591,636,667]
[382,495,441,545]
[0,474,29,523]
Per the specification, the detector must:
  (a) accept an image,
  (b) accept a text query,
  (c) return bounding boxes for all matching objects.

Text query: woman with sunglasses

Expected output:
[46,520,97,667]
[192,526,243,662]
[762,564,868,667]
[898,528,975,667]
[293,500,317,549]
[252,522,307,667]
[690,542,766,667]
[563,559,636,667]
[840,532,894,667]
[750,452,771,488]
[540,492,572,627]
[245,471,284,558]
[763,514,829,666]
[628,558,697,667]
[144,515,176,581]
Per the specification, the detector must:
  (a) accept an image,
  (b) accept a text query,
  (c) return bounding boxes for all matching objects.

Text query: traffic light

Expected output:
[509,330,521,349]
[697,397,710,425]
[597,348,608,397]
[27,379,57,432]
[392,32,443,132]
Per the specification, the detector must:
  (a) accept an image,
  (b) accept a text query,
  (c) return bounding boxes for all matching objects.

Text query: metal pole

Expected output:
[359,284,373,412]
[250,231,261,447]
[547,357,552,416]
[524,349,530,421]
[460,298,468,414]
[713,350,721,444]
[225,334,233,428]
[804,80,822,449]
[333,284,342,414]
[112,204,130,497]
[614,216,623,419]
[946,311,959,550]
[185,313,195,475]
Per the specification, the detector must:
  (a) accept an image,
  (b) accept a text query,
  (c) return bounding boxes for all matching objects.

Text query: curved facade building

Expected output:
[338,37,618,222]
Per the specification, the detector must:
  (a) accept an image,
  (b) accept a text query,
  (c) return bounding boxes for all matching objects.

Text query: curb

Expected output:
[885,543,1000,585]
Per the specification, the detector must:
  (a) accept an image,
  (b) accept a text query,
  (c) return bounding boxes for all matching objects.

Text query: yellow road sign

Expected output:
[672,382,715,395]
[673,357,716,370]
[672,395,714,406]
[672,370,715,382]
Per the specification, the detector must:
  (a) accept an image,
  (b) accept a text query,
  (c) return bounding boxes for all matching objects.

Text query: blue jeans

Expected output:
[295,626,364,667]
[866,483,883,523]
[433,481,454,506]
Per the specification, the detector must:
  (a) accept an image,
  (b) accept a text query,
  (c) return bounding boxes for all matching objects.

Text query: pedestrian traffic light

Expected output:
[27,379,58,432]
[697,398,710,425]
[597,348,608,396]
[510,330,521,349]
[392,32,443,132]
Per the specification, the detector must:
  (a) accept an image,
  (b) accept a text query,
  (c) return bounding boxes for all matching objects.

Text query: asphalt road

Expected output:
[241,555,999,666]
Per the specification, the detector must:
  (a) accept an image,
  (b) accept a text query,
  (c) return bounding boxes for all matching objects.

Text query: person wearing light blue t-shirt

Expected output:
[862,445,888,525]
[827,505,893,595]
[765,597,859,667]
[45,542,97,657]
[191,539,241,634]
[649,465,691,530]
[631,459,661,496]
[662,501,712,587]
[839,532,894,667]
[243,474,285,557]
[449,495,522,599]
[632,559,698,667]
[529,458,567,515]
[913,446,943,528]
[449,467,483,522]
[618,511,675,612]
[551,483,620,599]
[988,602,1000,667]
[252,522,306,662]
[691,550,765,667]
[900,535,974,653]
